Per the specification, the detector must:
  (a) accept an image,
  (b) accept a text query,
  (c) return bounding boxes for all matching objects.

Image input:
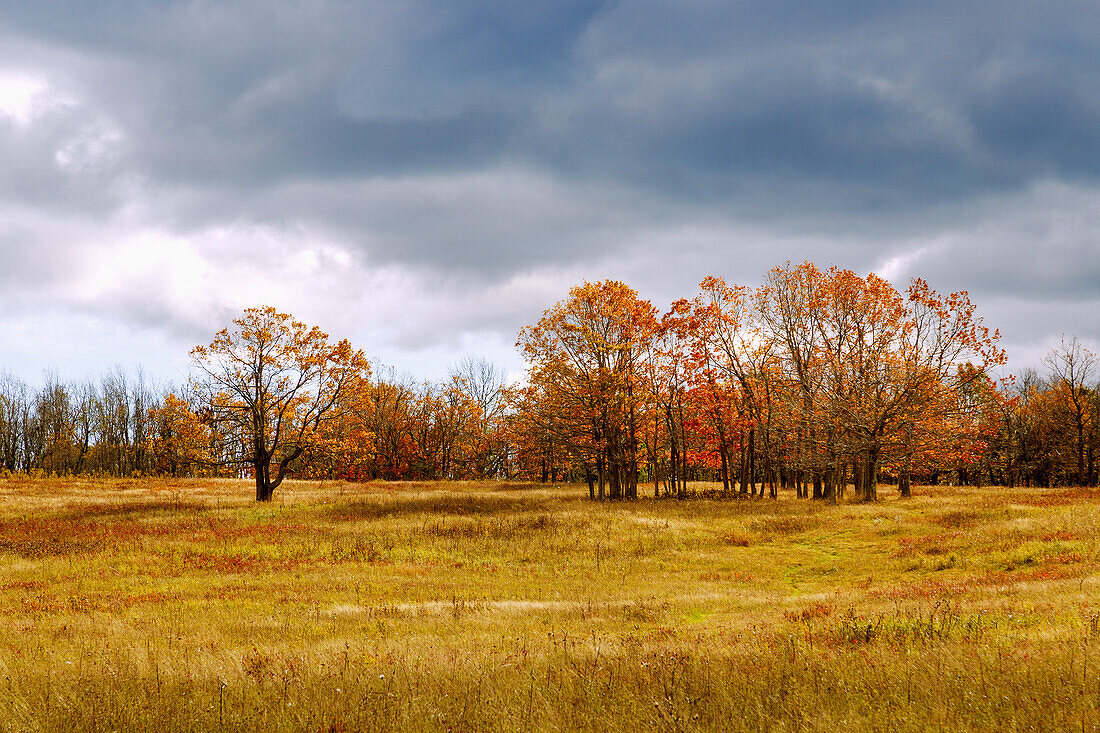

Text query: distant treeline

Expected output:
[0,367,159,477]
[1,263,1099,496]
[0,360,513,482]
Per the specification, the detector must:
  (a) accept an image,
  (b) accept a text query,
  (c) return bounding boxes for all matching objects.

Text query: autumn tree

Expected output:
[0,372,26,472]
[504,378,579,484]
[361,369,419,480]
[646,299,696,496]
[805,267,914,501]
[694,277,778,497]
[302,379,377,481]
[895,280,1007,494]
[755,263,832,499]
[147,393,212,476]
[687,264,1006,502]
[518,281,658,500]
[191,307,370,501]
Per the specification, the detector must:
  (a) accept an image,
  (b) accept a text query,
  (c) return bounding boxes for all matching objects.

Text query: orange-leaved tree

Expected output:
[191,307,370,501]
[146,393,213,477]
[517,281,658,500]
[694,276,779,497]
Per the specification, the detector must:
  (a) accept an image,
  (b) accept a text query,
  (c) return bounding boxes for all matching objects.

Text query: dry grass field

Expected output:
[0,476,1097,731]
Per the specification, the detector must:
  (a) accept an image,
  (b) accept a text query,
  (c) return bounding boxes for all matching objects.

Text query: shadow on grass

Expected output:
[325,486,839,523]
[325,493,555,521]
[52,499,213,522]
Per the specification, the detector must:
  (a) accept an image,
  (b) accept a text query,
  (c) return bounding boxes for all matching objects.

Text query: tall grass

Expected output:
[0,477,1096,731]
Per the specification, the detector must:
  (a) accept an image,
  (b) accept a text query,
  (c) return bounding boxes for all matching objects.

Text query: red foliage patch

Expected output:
[0,514,328,558]
[1039,530,1080,542]
[178,552,311,574]
[893,532,970,558]
[784,602,834,622]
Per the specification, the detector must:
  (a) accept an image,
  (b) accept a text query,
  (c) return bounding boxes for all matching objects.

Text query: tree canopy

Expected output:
[189,307,370,501]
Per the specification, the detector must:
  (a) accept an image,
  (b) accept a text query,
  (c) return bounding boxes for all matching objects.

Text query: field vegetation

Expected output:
[0,477,1097,731]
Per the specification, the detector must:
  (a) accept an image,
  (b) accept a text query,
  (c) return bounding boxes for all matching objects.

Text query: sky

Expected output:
[1,1,1098,388]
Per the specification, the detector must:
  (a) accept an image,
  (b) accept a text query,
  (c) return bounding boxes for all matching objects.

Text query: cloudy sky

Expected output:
[1,1,1098,386]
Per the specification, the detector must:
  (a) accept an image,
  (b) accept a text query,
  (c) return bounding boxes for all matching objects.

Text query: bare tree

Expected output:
[1043,336,1097,486]
[0,372,27,472]
[449,355,508,477]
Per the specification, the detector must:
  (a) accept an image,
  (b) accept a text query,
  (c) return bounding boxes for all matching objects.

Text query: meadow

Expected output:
[0,476,1096,731]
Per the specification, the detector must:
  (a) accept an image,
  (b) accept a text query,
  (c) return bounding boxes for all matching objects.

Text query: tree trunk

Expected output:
[824,465,836,505]
[664,402,673,493]
[255,462,271,502]
[679,398,689,496]
[738,434,747,494]
[720,444,730,493]
[596,450,605,500]
[1078,418,1086,486]
[861,446,879,502]
[652,408,660,497]
[900,436,913,498]
[747,428,756,496]
[254,447,300,502]
[627,392,639,499]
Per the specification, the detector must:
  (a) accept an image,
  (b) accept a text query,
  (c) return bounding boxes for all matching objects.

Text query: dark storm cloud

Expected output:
[7,1,1098,214]
[551,1,1100,216]
[0,1,606,185]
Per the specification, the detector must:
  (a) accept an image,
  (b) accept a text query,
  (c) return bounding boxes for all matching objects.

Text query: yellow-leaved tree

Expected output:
[147,393,212,476]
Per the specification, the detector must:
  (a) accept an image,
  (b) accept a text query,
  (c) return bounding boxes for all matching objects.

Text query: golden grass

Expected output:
[0,477,1097,731]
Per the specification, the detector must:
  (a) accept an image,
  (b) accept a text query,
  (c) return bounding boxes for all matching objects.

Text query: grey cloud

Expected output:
[1,0,1099,375]
[6,1,1100,223]
[886,183,1100,302]
[0,107,126,215]
[552,2,1100,215]
[144,170,687,279]
[970,73,1100,180]
[0,227,67,290]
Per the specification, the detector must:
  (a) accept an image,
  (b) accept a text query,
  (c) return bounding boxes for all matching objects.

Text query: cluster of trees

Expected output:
[987,337,1100,488]
[511,263,1007,502]
[2,263,1100,502]
[0,368,158,475]
[0,313,512,490]
[509,265,1100,497]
